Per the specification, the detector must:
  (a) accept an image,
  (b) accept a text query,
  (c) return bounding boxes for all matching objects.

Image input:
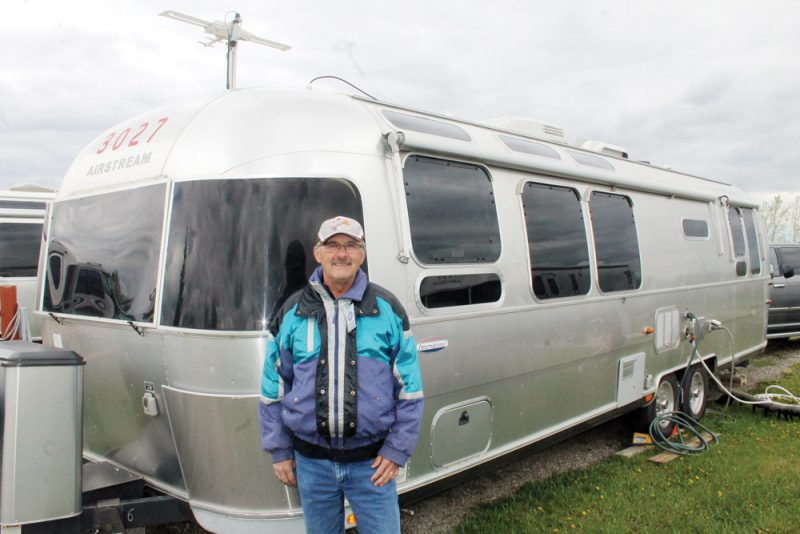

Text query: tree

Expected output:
[790,195,800,243]
[760,194,789,242]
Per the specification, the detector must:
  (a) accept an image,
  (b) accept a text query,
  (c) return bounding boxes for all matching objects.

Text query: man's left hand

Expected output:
[370,455,400,487]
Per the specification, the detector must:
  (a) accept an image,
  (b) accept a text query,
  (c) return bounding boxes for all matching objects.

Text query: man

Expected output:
[259,215,424,534]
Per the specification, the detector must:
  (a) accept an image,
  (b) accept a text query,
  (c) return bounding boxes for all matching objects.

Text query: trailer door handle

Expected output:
[773,283,785,289]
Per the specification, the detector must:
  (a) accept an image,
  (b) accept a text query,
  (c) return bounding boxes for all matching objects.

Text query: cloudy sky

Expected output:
[2,0,798,201]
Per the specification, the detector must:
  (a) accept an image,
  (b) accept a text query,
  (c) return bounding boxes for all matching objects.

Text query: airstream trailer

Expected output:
[35,88,767,532]
[0,185,55,341]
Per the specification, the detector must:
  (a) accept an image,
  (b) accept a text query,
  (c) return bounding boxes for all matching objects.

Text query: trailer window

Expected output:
[43,184,166,321]
[522,182,590,299]
[382,110,471,141]
[162,178,363,331]
[403,156,500,264]
[499,135,560,159]
[727,206,747,276]
[681,219,709,239]
[0,200,47,210]
[741,208,761,274]
[0,223,42,277]
[419,273,501,309]
[589,192,642,292]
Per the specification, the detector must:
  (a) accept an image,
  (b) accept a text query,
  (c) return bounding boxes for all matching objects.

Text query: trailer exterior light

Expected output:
[642,326,654,335]
[347,513,357,526]
[644,393,654,402]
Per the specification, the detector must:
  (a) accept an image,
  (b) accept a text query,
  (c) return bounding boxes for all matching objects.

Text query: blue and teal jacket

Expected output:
[259,267,424,466]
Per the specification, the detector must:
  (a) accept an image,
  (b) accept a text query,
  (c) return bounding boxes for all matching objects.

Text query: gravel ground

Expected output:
[148,337,800,534]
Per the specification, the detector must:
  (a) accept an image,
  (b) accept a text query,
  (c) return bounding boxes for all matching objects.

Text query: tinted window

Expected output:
[0,223,42,277]
[589,192,642,292]
[382,110,471,141]
[741,208,761,274]
[404,156,500,264]
[778,247,800,271]
[499,135,560,159]
[162,178,363,331]
[522,182,590,299]
[682,219,709,239]
[727,207,746,258]
[44,185,166,321]
[419,274,501,308]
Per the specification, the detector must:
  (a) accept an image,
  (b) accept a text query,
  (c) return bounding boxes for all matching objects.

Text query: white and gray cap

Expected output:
[317,216,364,243]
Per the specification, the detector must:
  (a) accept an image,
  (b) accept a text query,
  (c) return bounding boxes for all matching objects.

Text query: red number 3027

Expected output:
[96,117,169,155]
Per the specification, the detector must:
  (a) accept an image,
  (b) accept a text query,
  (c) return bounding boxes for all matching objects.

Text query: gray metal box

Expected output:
[0,341,84,527]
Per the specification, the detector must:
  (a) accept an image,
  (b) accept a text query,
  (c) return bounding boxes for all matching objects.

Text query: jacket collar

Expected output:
[295,267,378,317]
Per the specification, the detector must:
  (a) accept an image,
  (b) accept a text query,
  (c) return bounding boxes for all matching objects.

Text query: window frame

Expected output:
[414,268,504,315]
[402,154,502,267]
[588,190,643,294]
[520,180,592,302]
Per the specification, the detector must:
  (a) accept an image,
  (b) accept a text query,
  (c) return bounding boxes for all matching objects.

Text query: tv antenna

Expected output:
[160,10,291,89]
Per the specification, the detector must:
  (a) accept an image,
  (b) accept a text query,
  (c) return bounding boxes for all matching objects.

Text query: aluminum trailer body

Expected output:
[34,88,767,532]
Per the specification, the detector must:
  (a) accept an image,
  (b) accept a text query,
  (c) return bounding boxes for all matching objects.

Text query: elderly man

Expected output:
[259,216,424,534]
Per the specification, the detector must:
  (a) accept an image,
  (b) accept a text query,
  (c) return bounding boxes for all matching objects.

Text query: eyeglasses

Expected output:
[321,241,364,254]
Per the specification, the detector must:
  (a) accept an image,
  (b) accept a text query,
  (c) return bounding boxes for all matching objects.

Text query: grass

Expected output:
[452,362,800,534]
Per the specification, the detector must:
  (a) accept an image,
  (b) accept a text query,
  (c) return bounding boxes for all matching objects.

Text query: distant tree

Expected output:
[760,194,789,242]
[790,195,800,243]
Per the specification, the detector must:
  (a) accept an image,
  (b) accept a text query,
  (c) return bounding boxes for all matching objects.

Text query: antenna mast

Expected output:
[160,10,291,89]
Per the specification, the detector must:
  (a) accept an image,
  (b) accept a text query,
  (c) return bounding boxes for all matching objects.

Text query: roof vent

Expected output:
[581,140,629,159]
[10,183,55,192]
[480,116,566,143]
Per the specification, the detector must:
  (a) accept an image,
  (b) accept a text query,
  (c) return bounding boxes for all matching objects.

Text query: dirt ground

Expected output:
[147,337,800,534]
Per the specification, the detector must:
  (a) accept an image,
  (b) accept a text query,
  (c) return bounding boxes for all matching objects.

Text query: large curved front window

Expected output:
[161,178,363,331]
[43,184,166,321]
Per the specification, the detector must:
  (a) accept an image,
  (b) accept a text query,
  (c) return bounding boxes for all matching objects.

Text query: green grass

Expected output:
[452,363,800,534]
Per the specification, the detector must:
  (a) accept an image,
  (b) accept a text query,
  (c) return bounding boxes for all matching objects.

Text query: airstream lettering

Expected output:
[36,88,767,532]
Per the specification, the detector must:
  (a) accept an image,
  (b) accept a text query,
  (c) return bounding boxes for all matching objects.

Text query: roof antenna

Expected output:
[160,10,291,89]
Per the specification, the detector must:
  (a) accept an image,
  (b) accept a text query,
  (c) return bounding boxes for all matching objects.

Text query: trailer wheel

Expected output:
[681,365,708,420]
[638,374,679,435]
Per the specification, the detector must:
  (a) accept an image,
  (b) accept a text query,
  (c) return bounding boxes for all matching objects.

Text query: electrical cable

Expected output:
[648,316,799,453]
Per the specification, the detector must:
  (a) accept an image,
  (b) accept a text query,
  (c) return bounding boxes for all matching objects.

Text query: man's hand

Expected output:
[273,459,297,487]
[370,455,400,487]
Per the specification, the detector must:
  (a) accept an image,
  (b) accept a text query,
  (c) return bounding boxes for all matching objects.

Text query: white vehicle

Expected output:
[0,185,55,341]
[34,88,767,532]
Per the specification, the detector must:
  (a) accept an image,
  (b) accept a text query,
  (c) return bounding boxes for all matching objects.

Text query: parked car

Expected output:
[768,243,800,339]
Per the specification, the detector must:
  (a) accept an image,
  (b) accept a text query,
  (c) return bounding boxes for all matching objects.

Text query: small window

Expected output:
[0,223,43,277]
[499,135,560,159]
[404,156,501,264]
[589,192,642,292]
[419,274,501,308]
[682,219,709,239]
[567,150,615,171]
[741,208,761,274]
[727,207,746,259]
[0,200,47,210]
[522,182,590,299]
[382,110,471,141]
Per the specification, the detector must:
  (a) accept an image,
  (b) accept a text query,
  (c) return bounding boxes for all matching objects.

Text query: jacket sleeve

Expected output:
[379,312,424,467]
[259,325,295,464]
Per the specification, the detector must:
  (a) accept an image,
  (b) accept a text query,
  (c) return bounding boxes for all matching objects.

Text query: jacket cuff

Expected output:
[378,443,408,467]
[270,448,295,464]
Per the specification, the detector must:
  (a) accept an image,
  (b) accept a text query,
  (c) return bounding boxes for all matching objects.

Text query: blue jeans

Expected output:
[294,452,400,534]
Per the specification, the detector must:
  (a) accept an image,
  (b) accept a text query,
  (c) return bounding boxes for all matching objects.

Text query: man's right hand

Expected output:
[273,459,297,486]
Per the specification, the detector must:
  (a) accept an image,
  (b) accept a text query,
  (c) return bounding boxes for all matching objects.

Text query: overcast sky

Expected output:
[2,0,798,201]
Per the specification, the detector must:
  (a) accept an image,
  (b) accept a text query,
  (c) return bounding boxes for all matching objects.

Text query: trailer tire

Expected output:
[681,364,708,420]
[638,374,679,435]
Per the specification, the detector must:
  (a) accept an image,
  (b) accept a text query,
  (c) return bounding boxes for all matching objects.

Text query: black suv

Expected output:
[768,244,800,339]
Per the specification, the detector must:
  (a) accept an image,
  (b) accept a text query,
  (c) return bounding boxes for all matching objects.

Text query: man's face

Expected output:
[313,234,366,288]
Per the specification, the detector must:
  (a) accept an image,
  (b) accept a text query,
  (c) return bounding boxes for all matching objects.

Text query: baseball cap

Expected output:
[317,216,365,243]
